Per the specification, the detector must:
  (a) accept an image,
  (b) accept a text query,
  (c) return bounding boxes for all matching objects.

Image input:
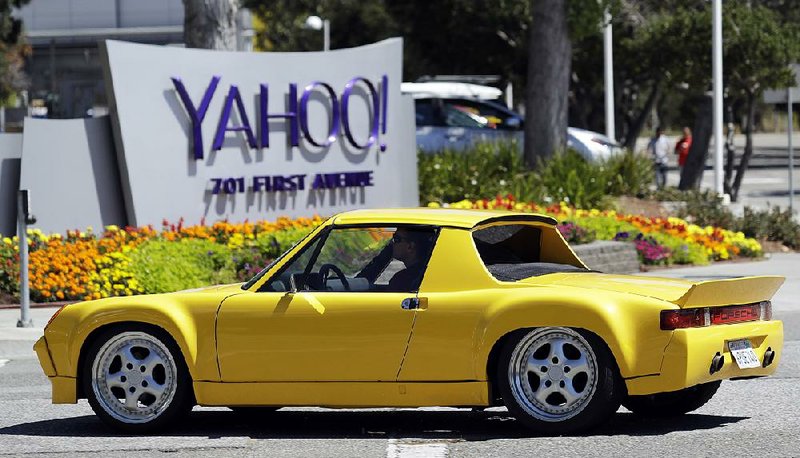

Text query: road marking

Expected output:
[742,177,784,185]
[0,359,8,368]
[387,439,448,458]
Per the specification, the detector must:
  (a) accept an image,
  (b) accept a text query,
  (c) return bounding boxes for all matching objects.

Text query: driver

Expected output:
[388,228,432,292]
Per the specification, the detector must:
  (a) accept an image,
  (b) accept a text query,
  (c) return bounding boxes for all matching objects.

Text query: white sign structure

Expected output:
[101,39,417,227]
[19,117,126,235]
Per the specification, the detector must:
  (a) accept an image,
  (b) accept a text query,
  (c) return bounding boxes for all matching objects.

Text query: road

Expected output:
[0,255,798,457]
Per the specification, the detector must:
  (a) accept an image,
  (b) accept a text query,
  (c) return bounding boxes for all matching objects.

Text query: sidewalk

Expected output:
[0,307,59,342]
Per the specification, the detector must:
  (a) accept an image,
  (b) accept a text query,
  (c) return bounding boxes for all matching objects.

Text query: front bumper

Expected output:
[33,336,77,404]
[626,320,783,395]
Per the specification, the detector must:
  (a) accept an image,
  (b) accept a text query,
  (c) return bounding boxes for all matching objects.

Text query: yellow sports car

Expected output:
[34,208,784,434]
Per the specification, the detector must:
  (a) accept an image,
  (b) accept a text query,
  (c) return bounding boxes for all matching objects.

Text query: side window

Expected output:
[414,99,437,126]
[261,235,323,292]
[447,99,523,131]
[263,226,437,293]
[442,102,488,128]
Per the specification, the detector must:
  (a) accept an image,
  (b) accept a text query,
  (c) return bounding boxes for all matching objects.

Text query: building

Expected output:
[11,0,251,124]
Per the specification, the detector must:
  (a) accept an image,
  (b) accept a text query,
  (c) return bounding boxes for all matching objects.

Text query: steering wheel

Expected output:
[318,263,350,291]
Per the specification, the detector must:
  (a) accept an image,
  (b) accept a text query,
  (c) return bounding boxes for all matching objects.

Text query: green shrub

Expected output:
[534,150,614,209]
[646,189,799,249]
[419,142,654,210]
[557,222,596,244]
[739,206,800,249]
[232,227,314,281]
[647,232,710,265]
[603,151,654,197]
[418,139,540,204]
[675,190,739,229]
[129,238,237,293]
[0,241,19,300]
[572,215,638,240]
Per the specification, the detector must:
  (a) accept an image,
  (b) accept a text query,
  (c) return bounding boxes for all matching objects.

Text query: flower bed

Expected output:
[0,217,323,303]
[0,198,764,304]
[429,195,762,266]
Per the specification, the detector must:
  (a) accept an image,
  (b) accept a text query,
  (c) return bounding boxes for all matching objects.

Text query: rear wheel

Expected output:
[82,325,193,433]
[497,327,623,434]
[623,381,721,417]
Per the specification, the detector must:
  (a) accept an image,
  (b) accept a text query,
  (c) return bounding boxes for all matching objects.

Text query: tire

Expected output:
[82,324,194,433]
[497,327,624,435]
[623,381,721,417]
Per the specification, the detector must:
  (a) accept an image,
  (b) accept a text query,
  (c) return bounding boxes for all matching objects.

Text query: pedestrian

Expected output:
[647,126,669,189]
[674,126,692,173]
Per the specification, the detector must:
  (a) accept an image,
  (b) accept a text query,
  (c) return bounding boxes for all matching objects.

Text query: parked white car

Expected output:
[403,82,623,162]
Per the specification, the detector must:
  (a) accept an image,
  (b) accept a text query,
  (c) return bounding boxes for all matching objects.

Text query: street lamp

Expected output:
[304,15,330,51]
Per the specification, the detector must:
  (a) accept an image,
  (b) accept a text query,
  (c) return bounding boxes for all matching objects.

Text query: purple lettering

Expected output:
[299,82,340,147]
[381,75,388,135]
[212,85,258,151]
[253,175,268,192]
[294,174,306,190]
[341,77,379,150]
[171,76,220,160]
[260,83,299,148]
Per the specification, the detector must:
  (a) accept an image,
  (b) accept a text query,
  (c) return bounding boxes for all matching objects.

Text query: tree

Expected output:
[182,0,239,50]
[723,2,799,201]
[523,0,608,167]
[524,0,570,167]
[0,0,30,105]
[244,0,530,98]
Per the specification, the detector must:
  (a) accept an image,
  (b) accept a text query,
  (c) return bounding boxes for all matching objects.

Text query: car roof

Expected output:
[401,82,503,100]
[331,208,557,229]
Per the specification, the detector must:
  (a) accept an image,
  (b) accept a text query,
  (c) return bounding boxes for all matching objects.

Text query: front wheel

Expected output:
[623,381,721,417]
[497,327,624,435]
[82,325,194,433]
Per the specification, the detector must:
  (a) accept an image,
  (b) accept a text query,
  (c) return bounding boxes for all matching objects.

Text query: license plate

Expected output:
[728,339,761,369]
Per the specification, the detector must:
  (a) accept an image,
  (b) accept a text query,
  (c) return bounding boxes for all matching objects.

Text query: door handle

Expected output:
[401,297,428,310]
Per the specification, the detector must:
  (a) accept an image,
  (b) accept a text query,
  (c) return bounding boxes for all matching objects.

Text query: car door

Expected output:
[216,225,437,382]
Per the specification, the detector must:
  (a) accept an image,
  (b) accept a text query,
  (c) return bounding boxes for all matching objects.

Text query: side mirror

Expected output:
[505,117,522,129]
[289,273,309,293]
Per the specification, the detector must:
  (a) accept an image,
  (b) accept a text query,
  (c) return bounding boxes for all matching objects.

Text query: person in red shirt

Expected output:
[675,126,692,171]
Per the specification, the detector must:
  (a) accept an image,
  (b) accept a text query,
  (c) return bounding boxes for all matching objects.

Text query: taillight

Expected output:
[660,308,708,330]
[710,303,760,325]
[660,301,771,330]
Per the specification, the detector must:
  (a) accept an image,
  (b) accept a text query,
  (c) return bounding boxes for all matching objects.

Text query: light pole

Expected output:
[712,0,725,199]
[305,15,330,51]
[603,8,615,142]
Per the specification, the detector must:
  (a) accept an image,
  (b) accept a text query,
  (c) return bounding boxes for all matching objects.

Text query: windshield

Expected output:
[240,223,325,290]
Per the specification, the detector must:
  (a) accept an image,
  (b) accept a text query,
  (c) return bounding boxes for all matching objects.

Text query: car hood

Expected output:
[174,283,246,295]
[520,272,784,308]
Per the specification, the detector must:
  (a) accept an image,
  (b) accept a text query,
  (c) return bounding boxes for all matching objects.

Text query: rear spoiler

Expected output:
[674,275,785,308]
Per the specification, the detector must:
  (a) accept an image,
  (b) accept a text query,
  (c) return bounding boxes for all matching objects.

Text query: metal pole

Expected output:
[603,9,615,141]
[789,88,795,213]
[323,19,330,52]
[17,191,32,328]
[712,0,725,198]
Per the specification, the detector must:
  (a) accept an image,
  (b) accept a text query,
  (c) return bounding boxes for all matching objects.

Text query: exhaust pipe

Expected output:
[763,347,775,367]
[709,352,725,374]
